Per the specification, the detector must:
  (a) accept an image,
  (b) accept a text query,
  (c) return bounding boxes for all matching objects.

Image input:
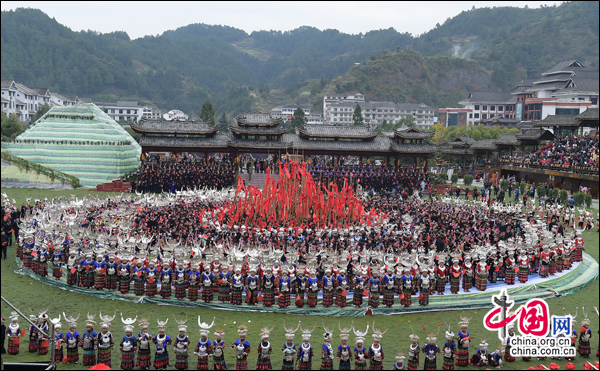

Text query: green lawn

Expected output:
[1,187,598,370]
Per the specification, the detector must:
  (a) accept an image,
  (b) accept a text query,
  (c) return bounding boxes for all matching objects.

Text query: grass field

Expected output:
[1,187,598,370]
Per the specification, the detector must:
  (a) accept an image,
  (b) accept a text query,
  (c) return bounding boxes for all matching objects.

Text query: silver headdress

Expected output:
[300,323,316,341]
[339,322,354,341]
[63,312,80,328]
[353,322,369,344]
[99,310,116,329]
[372,321,388,341]
[260,323,275,340]
[85,312,97,327]
[157,317,169,331]
[174,314,188,332]
[322,321,334,341]
[121,312,137,333]
[283,319,301,341]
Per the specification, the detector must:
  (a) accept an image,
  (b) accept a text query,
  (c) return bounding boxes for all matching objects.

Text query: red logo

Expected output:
[483,290,550,341]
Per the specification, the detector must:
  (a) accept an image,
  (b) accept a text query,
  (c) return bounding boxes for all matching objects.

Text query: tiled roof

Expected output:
[139,133,231,148]
[470,139,497,150]
[227,140,293,149]
[533,72,573,84]
[441,148,474,155]
[493,134,521,146]
[447,135,476,147]
[1,97,10,103]
[525,81,567,92]
[29,87,51,96]
[389,142,438,154]
[533,115,579,127]
[229,125,289,135]
[131,119,216,134]
[14,82,38,96]
[575,108,599,120]
[236,113,279,125]
[554,77,599,95]
[516,128,554,140]
[1,79,15,89]
[299,125,376,138]
[459,91,514,104]
[287,134,391,152]
[394,127,434,139]
[541,60,585,75]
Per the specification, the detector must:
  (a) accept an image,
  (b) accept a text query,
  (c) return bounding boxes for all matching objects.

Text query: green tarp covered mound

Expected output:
[4,104,141,188]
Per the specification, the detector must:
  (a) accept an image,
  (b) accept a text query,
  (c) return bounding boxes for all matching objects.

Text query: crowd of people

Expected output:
[2,310,596,370]
[501,134,598,171]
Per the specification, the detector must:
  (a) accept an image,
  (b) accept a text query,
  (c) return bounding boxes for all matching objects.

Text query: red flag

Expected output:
[341,290,348,297]
[137,270,143,277]
[70,268,76,274]
[258,294,263,302]
[148,277,154,284]
[399,293,404,300]
[363,289,369,297]
[248,291,252,298]
[418,293,423,300]
[20,328,26,337]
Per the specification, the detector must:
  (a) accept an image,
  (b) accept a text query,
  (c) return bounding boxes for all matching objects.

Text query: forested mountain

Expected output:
[1,2,598,118]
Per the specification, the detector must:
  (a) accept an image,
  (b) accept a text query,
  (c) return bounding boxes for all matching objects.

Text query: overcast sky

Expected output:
[2,1,558,39]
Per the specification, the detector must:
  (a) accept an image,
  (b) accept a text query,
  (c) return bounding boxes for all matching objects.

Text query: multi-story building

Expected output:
[163,109,188,121]
[143,106,162,120]
[326,101,435,129]
[306,113,323,125]
[322,92,365,123]
[1,79,52,122]
[457,91,517,124]
[514,59,598,121]
[94,101,144,122]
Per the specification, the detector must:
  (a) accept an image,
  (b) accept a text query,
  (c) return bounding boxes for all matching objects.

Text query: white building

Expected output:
[163,109,188,121]
[322,92,365,123]
[306,113,323,125]
[1,79,53,122]
[94,101,144,122]
[326,101,435,129]
[457,91,518,124]
[143,106,162,120]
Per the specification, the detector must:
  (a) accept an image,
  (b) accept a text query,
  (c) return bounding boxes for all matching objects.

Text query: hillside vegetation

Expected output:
[1,2,598,117]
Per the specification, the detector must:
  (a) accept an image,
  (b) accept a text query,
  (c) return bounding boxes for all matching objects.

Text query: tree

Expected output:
[1,112,25,140]
[200,100,216,126]
[290,107,307,130]
[352,104,364,126]
[431,122,448,146]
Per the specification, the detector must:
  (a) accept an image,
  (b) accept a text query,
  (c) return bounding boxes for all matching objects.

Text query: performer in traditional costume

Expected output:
[120,314,138,371]
[297,325,315,371]
[488,342,505,368]
[469,338,489,367]
[188,265,200,302]
[442,325,457,370]
[456,314,472,367]
[353,271,365,308]
[368,325,387,370]
[212,328,227,370]
[53,322,64,364]
[201,265,214,303]
[80,314,98,366]
[51,247,63,280]
[393,352,407,370]
[173,315,190,370]
[353,323,369,371]
[81,253,95,289]
[336,323,353,370]
[400,267,413,307]
[578,308,592,358]
[322,268,335,308]
[232,325,251,370]
[294,269,306,308]
[256,325,274,370]
[119,256,132,294]
[307,270,320,308]
[246,267,260,306]
[153,318,172,370]
[422,324,440,371]
[6,312,20,355]
[261,266,276,307]
[368,270,381,308]
[449,258,461,294]
[217,265,231,304]
[97,311,116,368]
[160,262,172,299]
[66,252,78,286]
[475,255,488,291]
[145,261,159,298]
[282,320,300,370]
[63,313,80,364]
[195,316,214,370]
[436,261,447,295]
[335,268,349,308]
[136,315,153,370]
[28,314,39,353]
[540,247,550,278]
[278,270,291,309]
[407,329,420,371]
[504,250,516,285]
[504,324,516,362]
[320,323,335,370]
[381,267,395,308]
[133,261,146,296]
[231,266,245,305]
[37,313,49,356]
[419,270,431,306]
[94,255,106,291]
[105,254,118,291]
[517,249,529,283]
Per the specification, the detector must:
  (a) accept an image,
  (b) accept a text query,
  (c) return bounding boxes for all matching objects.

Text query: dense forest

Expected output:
[1,2,598,118]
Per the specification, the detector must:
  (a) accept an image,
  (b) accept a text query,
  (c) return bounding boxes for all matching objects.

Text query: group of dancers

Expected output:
[4,311,596,370]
